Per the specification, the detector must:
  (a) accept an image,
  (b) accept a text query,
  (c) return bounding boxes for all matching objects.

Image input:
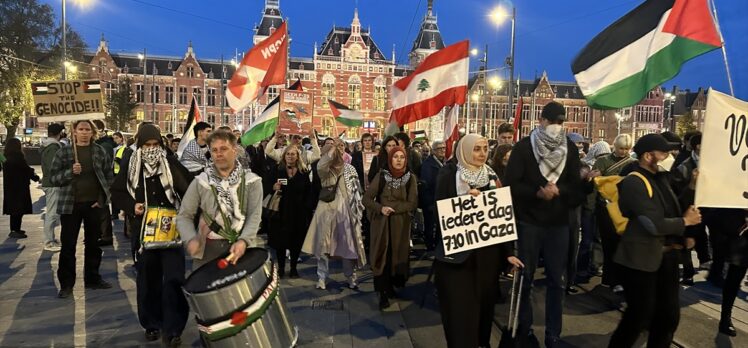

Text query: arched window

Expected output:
[373,75,387,111]
[321,73,335,107]
[348,75,361,110]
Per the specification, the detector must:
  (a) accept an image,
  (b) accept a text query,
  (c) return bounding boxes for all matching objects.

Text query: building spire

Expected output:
[97,33,108,53]
[351,7,361,34]
[185,41,195,59]
[428,0,434,16]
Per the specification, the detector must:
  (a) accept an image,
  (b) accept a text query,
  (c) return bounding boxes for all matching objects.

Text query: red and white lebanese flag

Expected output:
[390,40,469,127]
[227,22,289,112]
[443,105,460,159]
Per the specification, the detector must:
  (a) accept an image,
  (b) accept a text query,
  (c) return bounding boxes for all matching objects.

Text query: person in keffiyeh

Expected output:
[179,122,212,174]
[504,101,588,346]
[110,124,194,346]
[175,129,263,270]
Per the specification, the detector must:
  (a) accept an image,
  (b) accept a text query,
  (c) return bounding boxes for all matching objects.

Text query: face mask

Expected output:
[657,154,675,172]
[544,124,563,138]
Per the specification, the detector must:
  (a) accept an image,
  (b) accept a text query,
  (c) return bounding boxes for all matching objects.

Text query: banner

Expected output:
[436,187,517,255]
[277,89,313,135]
[695,89,748,208]
[31,79,105,121]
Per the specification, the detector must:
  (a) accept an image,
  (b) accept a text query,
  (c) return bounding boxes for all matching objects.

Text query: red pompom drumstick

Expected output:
[217,253,236,269]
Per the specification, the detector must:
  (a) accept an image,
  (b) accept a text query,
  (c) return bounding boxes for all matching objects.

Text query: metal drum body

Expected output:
[183,248,298,347]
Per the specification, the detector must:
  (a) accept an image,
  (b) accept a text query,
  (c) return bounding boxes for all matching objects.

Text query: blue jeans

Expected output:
[517,221,569,340]
[42,187,60,243]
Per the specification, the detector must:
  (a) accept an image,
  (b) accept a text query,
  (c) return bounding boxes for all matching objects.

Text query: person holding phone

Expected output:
[268,145,311,278]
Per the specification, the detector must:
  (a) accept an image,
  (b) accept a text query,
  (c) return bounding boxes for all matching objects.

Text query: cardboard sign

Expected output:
[277,89,313,135]
[436,187,517,255]
[31,79,105,121]
[695,89,748,208]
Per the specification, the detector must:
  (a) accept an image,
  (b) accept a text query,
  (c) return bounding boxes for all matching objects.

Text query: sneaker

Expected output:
[162,335,181,347]
[85,280,112,290]
[612,285,624,294]
[347,275,358,289]
[44,241,62,252]
[316,279,326,290]
[57,288,73,299]
[9,231,27,239]
[144,329,160,341]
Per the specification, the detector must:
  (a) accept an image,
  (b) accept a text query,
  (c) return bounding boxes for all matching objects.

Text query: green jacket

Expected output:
[40,137,62,187]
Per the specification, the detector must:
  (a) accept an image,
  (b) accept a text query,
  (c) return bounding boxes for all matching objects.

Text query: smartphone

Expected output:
[278,179,288,186]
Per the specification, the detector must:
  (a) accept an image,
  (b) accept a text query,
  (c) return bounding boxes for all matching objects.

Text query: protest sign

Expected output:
[277,89,313,135]
[31,79,105,121]
[695,89,748,209]
[436,187,517,255]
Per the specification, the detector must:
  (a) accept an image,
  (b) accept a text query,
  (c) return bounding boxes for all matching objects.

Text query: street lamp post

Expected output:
[139,49,147,120]
[62,0,67,80]
[481,45,488,137]
[489,5,516,133]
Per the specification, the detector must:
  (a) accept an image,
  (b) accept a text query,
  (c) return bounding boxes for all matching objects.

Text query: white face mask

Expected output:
[544,124,563,138]
[657,154,675,172]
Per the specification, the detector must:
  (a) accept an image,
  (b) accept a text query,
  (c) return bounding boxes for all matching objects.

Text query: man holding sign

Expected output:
[433,134,523,348]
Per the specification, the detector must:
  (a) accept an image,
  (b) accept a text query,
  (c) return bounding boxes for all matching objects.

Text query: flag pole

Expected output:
[709,0,734,96]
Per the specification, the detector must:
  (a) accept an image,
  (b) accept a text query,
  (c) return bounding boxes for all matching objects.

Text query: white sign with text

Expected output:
[437,187,517,256]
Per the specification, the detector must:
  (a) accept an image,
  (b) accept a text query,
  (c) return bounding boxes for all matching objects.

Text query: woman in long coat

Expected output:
[433,134,523,348]
[268,145,311,278]
[303,139,366,290]
[363,146,418,310]
[3,138,39,238]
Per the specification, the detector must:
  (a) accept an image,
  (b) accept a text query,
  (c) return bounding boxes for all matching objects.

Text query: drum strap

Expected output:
[195,263,280,341]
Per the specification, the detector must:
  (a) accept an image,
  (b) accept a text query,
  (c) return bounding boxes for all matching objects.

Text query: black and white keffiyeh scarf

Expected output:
[203,160,246,232]
[127,147,178,207]
[457,163,496,189]
[383,170,412,190]
[530,128,568,182]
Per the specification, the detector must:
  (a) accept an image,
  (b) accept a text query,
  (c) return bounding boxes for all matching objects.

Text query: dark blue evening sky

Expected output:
[49,0,747,99]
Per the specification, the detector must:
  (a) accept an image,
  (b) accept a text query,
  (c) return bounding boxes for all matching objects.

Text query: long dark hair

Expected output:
[3,138,23,158]
[490,144,513,181]
[377,136,398,172]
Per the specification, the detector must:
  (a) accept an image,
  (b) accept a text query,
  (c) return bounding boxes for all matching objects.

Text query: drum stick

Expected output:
[225,253,236,262]
[217,253,237,269]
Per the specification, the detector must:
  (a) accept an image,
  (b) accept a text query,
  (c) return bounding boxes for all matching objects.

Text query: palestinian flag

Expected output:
[240,79,302,146]
[176,95,201,157]
[572,0,721,109]
[329,100,363,127]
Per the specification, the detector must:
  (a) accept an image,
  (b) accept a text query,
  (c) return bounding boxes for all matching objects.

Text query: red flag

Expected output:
[443,105,460,159]
[390,41,469,127]
[227,22,288,112]
[512,96,523,143]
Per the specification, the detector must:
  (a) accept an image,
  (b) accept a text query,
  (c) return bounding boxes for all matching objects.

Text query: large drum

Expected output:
[183,248,298,347]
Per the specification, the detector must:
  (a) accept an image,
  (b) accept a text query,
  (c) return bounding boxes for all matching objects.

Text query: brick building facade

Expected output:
[70,0,669,145]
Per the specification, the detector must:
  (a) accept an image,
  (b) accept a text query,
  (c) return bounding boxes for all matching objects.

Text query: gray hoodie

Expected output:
[40,137,61,187]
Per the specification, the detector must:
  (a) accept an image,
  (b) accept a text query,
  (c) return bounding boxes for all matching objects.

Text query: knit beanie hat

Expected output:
[136,124,163,148]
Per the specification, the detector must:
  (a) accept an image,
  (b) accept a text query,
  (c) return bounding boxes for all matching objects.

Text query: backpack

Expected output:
[594,172,653,235]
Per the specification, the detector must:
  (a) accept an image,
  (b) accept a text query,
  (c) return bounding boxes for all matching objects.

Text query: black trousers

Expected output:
[567,207,581,286]
[597,204,621,287]
[609,251,681,348]
[99,205,113,242]
[721,264,748,321]
[708,221,731,280]
[136,248,189,336]
[422,206,437,250]
[276,247,301,276]
[434,245,501,348]
[57,202,104,289]
[10,214,23,231]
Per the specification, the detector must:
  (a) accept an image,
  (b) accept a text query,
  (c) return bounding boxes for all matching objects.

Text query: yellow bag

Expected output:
[141,206,181,249]
[594,172,652,235]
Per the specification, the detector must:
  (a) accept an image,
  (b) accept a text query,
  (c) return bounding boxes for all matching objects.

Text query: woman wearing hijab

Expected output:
[303,139,367,290]
[367,136,398,184]
[363,147,418,310]
[111,124,193,346]
[433,134,524,347]
[268,145,311,278]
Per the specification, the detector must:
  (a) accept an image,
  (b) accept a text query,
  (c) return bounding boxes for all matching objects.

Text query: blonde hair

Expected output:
[280,144,308,173]
[613,134,633,150]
